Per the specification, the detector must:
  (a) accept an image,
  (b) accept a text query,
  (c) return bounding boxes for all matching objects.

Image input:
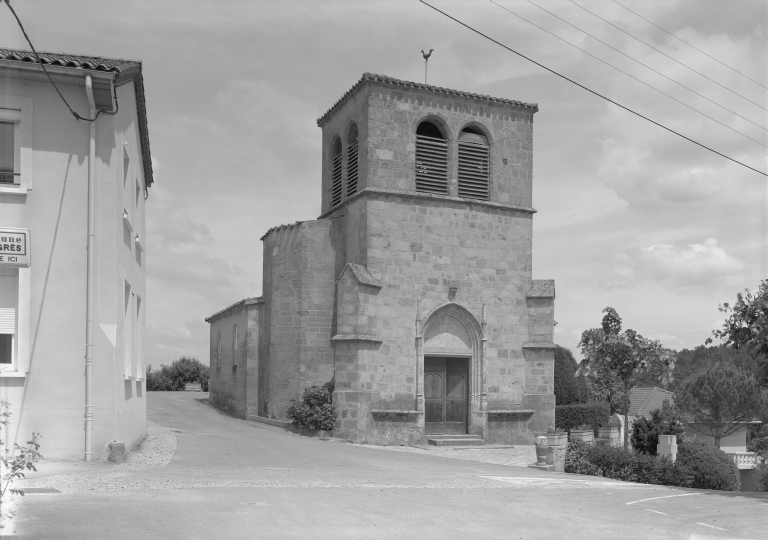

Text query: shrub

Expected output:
[554,346,589,405]
[755,463,768,492]
[555,401,610,432]
[631,400,686,455]
[677,438,740,491]
[286,382,336,431]
[146,357,209,391]
[564,441,693,488]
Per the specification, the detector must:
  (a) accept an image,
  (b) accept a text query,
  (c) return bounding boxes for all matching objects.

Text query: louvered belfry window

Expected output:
[458,129,490,200]
[346,124,359,197]
[415,121,448,195]
[331,138,343,207]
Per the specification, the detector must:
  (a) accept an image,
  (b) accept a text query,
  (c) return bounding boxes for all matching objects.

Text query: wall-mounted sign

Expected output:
[0,228,30,268]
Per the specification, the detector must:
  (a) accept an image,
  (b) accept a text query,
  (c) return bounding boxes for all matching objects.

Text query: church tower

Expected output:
[209,73,555,445]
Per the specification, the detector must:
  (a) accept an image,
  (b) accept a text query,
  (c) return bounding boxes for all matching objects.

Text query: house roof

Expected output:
[205,297,264,323]
[317,72,539,126]
[629,387,675,417]
[0,48,153,187]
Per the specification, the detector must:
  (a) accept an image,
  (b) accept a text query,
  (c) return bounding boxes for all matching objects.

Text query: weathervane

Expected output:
[421,49,434,84]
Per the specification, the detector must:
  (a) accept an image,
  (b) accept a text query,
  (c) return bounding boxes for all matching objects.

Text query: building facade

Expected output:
[207,73,555,445]
[0,49,152,459]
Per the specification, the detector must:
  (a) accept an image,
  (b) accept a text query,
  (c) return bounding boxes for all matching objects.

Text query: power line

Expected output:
[513,0,766,133]
[613,0,767,90]
[568,1,767,112]
[489,0,766,148]
[3,0,114,122]
[418,0,767,177]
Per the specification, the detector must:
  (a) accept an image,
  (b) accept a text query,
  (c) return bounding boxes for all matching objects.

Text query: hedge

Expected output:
[631,401,685,455]
[565,441,693,487]
[555,401,610,431]
[146,357,209,392]
[677,439,740,491]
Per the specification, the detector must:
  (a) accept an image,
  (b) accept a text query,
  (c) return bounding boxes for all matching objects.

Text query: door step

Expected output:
[427,435,484,447]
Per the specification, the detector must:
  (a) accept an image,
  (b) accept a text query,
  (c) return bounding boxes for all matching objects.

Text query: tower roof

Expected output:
[317,72,538,126]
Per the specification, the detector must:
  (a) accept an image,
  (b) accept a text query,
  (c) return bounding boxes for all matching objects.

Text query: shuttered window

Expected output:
[0,268,18,366]
[331,138,343,207]
[347,124,359,197]
[458,130,489,200]
[415,121,448,195]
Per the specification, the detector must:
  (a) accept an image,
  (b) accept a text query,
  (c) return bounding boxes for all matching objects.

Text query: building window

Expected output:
[346,124,359,197]
[0,268,18,369]
[217,331,221,368]
[0,110,20,185]
[457,127,489,200]
[232,324,238,370]
[415,120,448,195]
[331,138,343,207]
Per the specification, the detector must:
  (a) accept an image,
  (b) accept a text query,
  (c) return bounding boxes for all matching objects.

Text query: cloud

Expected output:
[612,238,745,294]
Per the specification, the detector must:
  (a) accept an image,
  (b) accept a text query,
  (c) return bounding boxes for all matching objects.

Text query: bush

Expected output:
[554,346,589,405]
[565,441,693,487]
[631,400,686,455]
[146,357,210,392]
[677,438,740,491]
[755,463,768,492]
[555,401,610,432]
[286,382,336,431]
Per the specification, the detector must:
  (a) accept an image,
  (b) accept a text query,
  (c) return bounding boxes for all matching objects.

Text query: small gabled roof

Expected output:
[317,72,539,126]
[629,387,675,418]
[0,48,153,187]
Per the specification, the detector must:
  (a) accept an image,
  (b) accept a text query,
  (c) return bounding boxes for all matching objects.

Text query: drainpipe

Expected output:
[84,75,96,461]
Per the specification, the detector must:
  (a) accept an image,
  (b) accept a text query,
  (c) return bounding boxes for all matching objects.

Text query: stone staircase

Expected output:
[427,434,484,447]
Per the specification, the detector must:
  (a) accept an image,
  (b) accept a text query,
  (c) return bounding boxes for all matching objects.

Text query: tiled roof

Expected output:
[317,72,539,126]
[0,48,153,187]
[260,221,304,241]
[205,296,263,323]
[629,387,675,417]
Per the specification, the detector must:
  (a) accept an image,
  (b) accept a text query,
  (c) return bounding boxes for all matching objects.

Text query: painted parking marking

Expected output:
[645,509,668,515]
[479,476,648,488]
[697,523,726,531]
[625,492,701,505]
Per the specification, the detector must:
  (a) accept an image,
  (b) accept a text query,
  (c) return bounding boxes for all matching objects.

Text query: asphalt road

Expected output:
[8,392,767,539]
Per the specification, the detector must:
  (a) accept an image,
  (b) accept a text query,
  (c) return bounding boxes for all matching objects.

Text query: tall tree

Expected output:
[675,363,767,448]
[707,280,768,386]
[578,307,674,449]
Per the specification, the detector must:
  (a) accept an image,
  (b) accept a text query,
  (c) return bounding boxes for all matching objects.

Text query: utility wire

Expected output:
[418,0,767,177]
[613,0,767,90]
[569,0,767,112]
[489,0,766,148]
[3,0,114,122]
[512,0,766,133]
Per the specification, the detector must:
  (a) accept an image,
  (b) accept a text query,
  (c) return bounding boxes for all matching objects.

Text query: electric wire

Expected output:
[613,0,767,90]
[511,0,766,132]
[418,0,767,177]
[3,0,115,122]
[568,0,767,112]
[489,0,766,148]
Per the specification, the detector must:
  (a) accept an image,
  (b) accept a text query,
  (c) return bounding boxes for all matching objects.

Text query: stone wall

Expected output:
[208,302,252,419]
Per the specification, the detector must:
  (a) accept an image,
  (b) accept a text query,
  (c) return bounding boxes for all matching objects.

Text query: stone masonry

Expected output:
[207,73,556,445]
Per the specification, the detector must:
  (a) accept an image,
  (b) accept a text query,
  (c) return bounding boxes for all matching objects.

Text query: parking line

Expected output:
[625,492,701,505]
[697,523,726,531]
[645,509,668,515]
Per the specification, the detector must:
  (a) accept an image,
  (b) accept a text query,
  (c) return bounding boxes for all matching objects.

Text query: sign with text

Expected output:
[0,228,30,267]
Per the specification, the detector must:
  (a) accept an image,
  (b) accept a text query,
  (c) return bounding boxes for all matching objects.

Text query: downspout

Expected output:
[84,75,96,461]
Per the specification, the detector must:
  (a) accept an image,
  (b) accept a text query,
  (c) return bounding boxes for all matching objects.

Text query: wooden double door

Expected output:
[425,357,468,435]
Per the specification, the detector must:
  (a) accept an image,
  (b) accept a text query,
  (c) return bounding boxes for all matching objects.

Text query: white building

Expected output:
[0,48,152,460]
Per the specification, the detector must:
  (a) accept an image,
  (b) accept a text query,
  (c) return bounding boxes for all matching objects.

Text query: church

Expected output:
[206,73,555,445]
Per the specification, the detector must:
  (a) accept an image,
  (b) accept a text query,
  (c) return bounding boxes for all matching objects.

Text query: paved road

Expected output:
[9,392,767,539]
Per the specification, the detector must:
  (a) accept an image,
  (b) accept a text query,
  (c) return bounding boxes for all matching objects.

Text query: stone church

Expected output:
[206,73,555,445]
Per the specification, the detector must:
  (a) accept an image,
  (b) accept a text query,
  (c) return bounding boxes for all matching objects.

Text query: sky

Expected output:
[1,0,765,365]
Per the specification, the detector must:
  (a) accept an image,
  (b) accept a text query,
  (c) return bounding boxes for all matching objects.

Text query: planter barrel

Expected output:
[597,426,621,447]
[569,430,594,444]
[546,434,567,446]
[534,436,548,466]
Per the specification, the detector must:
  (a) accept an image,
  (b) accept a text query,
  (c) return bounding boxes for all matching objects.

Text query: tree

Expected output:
[675,363,767,448]
[707,280,768,386]
[554,346,589,405]
[578,307,674,449]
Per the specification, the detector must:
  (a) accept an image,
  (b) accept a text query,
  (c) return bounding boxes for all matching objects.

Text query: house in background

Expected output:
[629,386,763,491]
[0,48,152,460]
[207,73,556,446]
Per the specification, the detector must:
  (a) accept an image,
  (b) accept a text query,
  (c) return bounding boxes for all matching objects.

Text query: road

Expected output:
[8,392,767,539]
